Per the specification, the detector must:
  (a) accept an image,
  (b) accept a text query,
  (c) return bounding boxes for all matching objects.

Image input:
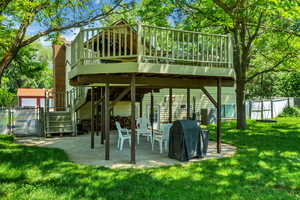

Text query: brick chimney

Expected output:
[52,37,66,110]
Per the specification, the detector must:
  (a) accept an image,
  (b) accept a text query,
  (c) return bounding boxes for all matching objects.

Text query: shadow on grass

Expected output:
[1,117,300,200]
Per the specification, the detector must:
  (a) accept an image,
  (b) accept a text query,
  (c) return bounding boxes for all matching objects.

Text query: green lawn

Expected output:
[1,118,300,200]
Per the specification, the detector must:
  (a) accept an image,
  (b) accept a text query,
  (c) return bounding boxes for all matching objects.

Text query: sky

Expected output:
[37,29,80,47]
[27,0,111,47]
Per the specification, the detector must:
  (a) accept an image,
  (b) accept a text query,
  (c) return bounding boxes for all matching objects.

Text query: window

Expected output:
[21,98,37,107]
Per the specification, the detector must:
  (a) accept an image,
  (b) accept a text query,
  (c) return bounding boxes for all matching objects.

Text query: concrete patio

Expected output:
[16,131,236,169]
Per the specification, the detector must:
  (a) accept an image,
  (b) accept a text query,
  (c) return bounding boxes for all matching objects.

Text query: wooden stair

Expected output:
[45,111,74,137]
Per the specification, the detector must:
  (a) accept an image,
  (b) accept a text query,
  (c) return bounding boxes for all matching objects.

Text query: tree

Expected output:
[277,72,300,97]
[246,32,300,99]
[0,77,15,107]
[0,41,53,107]
[246,73,279,100]
[3,42,53,93]
[0,0,124,82]
[169,0,300,129]
[99,0,172,26]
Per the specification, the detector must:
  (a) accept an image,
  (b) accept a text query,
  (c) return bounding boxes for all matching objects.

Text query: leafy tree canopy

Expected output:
[0,0,123,80]
[139,0,300,128]
[0,40,52,107]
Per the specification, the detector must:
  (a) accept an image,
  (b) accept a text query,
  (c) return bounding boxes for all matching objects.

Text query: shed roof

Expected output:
[17,88,52,97]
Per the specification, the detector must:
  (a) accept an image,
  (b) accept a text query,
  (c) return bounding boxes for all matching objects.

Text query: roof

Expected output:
[111,19,130,26]
[17,88,52,97]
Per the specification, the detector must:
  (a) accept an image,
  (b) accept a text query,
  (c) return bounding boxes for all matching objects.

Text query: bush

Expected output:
[279,106,300,117]
[0,134,15,143]
[0,88,16,107]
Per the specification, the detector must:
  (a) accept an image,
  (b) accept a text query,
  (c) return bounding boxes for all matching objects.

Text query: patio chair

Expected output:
[152,123,172,153]
[136,117,152,144]
[115,121,131,151]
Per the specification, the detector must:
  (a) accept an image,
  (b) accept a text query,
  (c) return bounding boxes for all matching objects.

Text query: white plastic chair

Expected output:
[136,117,152,144]
[152,123,172,153]
[115,121,131,151]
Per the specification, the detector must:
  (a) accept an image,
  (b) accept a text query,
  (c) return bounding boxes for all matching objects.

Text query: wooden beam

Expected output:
[97,96,105,104]
[76,75,234,88]
[105,83,110,160]
[217,78,221,153]
[169,88,172,123]
[131,75,136,164]
[91,87,95,149]
[109,87,131,110]
[187,88,190,119]
[200,86,218,108]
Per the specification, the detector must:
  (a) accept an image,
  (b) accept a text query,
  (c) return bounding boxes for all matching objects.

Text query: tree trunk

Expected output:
[231,28,248,130]
[0,48,19,85]
[236,79,247,129]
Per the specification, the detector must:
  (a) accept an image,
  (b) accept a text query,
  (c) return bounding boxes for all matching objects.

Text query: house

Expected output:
[49,20,236,163]
[17,88,53,108]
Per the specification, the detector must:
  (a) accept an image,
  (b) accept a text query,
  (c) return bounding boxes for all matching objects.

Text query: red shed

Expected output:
[17,88,53,108]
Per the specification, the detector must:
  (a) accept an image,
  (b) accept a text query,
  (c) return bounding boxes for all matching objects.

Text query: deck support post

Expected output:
[96,87,100,136]
[105,83,110,160]
[131,75,136,164]
[187,88,190,120]
[91,87,95,149]
[150,91,154,145]
[101,87,105,144]
[193,96,196,120]
[169,88,172,123]
[217,78,222,153]
[139,100,143,118]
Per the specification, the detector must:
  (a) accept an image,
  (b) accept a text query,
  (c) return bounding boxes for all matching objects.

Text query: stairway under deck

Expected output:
[45,111,74,137]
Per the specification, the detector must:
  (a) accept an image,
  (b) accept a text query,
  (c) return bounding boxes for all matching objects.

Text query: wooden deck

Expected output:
[69,23,234,83]
[67,22,235,164]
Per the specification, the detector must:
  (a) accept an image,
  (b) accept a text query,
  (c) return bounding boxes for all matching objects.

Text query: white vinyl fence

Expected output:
[0,108,9,134]
[0,107,43,136]
[246,97,296,120]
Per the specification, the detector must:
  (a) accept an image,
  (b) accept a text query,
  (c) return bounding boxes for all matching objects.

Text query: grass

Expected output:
[1,117,300,200]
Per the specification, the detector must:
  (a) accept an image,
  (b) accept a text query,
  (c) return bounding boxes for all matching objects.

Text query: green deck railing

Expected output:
[71,24,233,69]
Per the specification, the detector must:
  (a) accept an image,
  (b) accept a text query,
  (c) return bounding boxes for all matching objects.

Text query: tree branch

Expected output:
[247,23,300,37]
[212,0,234,19]
[247,12,264,48]
[0,0,12,14]
[246,53,298,82]
[21,1,122,47]
[176,0,223,24]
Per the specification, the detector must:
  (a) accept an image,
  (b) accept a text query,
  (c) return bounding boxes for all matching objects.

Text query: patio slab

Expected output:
[16,132,236,169]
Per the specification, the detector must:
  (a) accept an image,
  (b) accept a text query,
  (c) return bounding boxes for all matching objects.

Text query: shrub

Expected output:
[0,134,15,143]
[279,106,300,117]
